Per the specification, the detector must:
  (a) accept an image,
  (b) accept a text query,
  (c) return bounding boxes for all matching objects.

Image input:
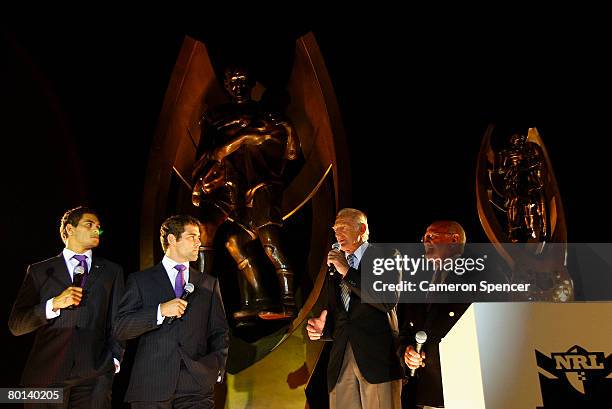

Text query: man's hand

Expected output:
[404,344,426,370]
[160,299,188,319]
[52,287,83,310]
[306,310,327,340]
[327,250,350,277]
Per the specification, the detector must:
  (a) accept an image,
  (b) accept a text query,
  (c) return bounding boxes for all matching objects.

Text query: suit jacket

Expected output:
[8,254,125,387]
[322,244,404,392]
[114,263,229,402]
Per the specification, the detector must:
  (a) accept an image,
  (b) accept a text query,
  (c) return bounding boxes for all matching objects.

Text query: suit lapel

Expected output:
[188,267,202,287]
[347,266,359,313]
[348,245,368,313]
[152,263,176,299]
[84,256,104,290]
[50,254,71,287]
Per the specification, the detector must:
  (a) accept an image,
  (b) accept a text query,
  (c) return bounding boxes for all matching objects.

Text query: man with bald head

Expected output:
[399,220,470,409]
[307,208,403,409]
[422,221,466,288]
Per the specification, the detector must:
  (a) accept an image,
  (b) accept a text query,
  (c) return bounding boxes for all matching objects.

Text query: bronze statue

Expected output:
[497,132,548,243]
[191,66,300,321]
[476,126,574,302]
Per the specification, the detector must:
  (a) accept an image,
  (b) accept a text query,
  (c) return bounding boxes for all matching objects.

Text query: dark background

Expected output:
[2,13,610,406]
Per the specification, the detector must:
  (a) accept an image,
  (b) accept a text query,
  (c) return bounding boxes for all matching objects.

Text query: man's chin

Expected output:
[425,251,438,260]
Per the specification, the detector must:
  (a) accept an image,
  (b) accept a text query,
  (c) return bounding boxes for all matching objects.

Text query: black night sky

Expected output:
[2,13,610,406]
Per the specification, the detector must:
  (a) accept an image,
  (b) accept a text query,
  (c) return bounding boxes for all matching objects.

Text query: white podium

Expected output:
[439,303,612,408]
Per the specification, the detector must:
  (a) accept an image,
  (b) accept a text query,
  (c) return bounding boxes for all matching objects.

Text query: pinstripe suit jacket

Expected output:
[8,254,125,386]
[114,263,229,402]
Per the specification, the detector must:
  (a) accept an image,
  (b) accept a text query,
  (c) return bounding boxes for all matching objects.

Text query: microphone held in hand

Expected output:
[410,331,428,377]
[73,265,86,287]
[328,242,341,276]
[166,283,195,324]
[64,265,87,310]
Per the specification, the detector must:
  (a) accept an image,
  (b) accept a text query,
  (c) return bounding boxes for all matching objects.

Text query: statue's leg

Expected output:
[225,229,273,321]
[257,224,296,319]
[538,193,548,241]
[197,201,227,275]
[249,184,296,319]
[507,198,517,242]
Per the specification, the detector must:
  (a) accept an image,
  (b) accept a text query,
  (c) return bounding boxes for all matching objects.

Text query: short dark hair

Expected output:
[160,215,201,252]
[59,206,100,243]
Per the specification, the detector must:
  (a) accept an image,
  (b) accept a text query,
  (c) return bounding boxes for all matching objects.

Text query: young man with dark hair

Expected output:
[9,206,125,408]
[115,214,229,408]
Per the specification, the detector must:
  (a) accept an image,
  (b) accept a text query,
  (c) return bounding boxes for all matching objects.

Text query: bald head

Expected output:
[426,221,466,244]
[423,220,466,259]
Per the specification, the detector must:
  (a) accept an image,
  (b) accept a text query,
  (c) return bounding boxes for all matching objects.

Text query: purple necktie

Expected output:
[72,254,89,287]
[174,264,186,298]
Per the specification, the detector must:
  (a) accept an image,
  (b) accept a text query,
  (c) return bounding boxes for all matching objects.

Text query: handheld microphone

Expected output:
[166,283,195,324]
[64,265,87,310]
[410,331,428,377]
[328,242,341,276]
[73,265,86,287]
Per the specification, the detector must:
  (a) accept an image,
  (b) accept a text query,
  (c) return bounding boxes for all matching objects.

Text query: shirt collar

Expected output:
[347,241,369,265]
[162,255,189,275]
[63,248,93,262]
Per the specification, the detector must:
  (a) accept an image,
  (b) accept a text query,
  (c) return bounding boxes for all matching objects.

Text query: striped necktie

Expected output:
[340,253,357,311]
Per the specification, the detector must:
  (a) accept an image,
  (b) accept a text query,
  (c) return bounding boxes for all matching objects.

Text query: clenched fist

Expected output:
[160,298,188,319]
[52,287,83,310]
[404,344,426,370]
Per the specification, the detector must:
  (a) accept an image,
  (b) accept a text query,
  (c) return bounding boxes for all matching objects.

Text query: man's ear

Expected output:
[66,224,75,236]
[359,223,367,234]
[168,233,177,246]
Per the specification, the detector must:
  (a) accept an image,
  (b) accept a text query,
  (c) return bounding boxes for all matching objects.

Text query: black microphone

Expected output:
[410,331,428,377]
[328,242,341,276]
[166,283,195,324]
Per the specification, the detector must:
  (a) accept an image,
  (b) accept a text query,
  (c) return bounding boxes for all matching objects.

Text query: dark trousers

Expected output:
[131,362,214,409]
[24,372,113,409]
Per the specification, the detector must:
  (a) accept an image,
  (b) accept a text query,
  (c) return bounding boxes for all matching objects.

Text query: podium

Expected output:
[439,303,612,408]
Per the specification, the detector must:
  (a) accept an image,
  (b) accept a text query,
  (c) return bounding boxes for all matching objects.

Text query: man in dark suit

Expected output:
[114,214,229,408]
[399,221,470,409]
[307,208,404,409]
[9,206,125,408]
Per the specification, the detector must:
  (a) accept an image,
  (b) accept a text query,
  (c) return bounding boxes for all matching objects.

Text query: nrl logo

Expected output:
[535,345,612,407]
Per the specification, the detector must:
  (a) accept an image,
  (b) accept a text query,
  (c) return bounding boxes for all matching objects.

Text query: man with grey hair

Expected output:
[307,208,403,409]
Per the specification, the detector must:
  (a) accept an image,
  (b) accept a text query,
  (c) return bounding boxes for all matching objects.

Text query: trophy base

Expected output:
[233,296,279,324]
[258,304,296,320]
